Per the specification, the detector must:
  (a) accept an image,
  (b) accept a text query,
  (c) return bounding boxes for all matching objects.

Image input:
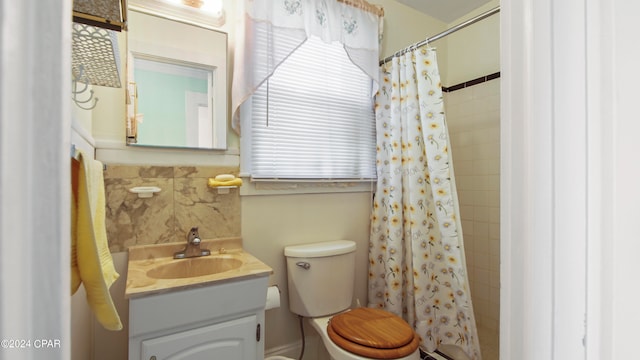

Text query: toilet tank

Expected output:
[284,240,356,317]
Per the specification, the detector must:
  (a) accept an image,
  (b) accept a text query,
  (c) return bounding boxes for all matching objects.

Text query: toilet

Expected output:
[283,240,420,360]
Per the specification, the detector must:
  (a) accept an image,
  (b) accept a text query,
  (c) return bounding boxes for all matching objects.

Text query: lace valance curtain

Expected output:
[231,0,383,133]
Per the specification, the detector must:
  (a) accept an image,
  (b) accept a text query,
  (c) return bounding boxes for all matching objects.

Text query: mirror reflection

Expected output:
[128,55,215,148]
[126,9,228,150]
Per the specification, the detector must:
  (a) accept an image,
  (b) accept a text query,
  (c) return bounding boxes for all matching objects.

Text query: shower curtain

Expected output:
[368,47,482,360]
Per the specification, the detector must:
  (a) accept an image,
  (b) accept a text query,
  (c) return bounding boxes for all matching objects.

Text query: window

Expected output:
[241,36,377,181]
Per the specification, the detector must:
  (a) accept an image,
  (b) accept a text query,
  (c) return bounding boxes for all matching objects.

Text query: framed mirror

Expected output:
[126,9,227,150]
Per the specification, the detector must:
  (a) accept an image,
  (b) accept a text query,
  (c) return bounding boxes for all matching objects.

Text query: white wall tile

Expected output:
[446,104,474,121]
[456,175,474,191]
[472,78,500,98]
[474,206,489,222]
[474,222,490,242]
[460,205,475,220]
[473,190,489,206]
[489,207,500,224]
[453,159,474,176]
[446,86,473,106]
[451,130,474,147]
[447,80,500,333]
[454,145,475,161]
[488,190,500,207]
[461,219,474,235]
[489,222,500,240]
[472,110,500,130]
[475,251,490,270]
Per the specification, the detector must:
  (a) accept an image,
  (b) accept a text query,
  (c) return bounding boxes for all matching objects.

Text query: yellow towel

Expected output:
[71,150,122,331]
[71,159,81,293]
[207,177,243,188]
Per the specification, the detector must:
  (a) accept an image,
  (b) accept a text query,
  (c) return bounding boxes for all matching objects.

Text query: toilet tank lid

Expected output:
[284,240,356,258]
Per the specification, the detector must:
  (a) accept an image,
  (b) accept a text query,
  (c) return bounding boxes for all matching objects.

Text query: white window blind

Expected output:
[244,36,377,181]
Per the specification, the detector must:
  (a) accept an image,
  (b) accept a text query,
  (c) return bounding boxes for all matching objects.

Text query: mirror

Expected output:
[126,9,227,150]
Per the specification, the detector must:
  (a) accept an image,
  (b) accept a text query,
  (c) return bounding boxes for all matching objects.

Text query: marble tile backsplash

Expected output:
[103,165,241,252]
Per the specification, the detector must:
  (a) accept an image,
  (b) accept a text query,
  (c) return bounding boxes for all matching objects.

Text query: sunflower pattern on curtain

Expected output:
[368,47,482,360]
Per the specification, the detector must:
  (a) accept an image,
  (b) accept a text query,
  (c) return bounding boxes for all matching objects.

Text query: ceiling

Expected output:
[395,0,494,23]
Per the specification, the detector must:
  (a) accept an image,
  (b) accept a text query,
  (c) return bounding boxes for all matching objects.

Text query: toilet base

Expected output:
[309,315,421,360]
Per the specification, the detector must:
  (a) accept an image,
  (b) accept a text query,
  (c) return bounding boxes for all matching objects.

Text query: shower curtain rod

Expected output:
[379,6,500,64]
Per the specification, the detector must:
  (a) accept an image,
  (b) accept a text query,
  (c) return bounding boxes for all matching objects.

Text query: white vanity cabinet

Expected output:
[128,276,268,360]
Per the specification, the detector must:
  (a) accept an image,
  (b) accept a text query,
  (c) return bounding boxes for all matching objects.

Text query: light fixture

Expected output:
[163,0,221,12]
[129,0,225,27]
[200,0,224,15]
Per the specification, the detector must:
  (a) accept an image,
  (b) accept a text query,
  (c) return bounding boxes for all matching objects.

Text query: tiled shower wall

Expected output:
[103,165,241,252]
[445,78,500,349]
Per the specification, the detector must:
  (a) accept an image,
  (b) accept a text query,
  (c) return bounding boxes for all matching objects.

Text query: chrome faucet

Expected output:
[174,227,211,259]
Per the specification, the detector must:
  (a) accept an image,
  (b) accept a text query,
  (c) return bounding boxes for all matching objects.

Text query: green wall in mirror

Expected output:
[132,57,213,148]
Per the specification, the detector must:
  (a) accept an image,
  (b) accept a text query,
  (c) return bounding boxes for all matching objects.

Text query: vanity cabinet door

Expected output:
[140,315,258,360]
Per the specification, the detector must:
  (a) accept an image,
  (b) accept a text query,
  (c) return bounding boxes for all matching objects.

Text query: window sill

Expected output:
[238,178,375,196]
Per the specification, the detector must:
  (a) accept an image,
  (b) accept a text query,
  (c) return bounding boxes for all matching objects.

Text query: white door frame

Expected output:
[501,0,640,359]
[0,1,71,359]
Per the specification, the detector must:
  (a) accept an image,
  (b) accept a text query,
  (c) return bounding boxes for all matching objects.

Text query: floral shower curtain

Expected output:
[368,47,482,360]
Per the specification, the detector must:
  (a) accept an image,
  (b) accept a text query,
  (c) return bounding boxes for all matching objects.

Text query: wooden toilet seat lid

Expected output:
[327,308,420,359]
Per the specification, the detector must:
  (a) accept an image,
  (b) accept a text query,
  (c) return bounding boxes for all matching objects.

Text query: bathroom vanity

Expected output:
[125,238,272,360]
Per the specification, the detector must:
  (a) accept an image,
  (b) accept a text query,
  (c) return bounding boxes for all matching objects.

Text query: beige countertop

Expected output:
[125,237,273,298]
